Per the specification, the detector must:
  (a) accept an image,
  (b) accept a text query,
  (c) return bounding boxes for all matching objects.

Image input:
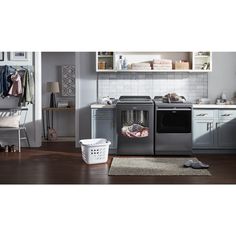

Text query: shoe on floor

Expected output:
[4,145,9,152]
[0,144,5,152]
[183,159,194,167]
[191,161,209,169]
[10,145,16,152]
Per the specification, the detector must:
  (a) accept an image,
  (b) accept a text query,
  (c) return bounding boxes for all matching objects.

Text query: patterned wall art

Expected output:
[61,65,75,96]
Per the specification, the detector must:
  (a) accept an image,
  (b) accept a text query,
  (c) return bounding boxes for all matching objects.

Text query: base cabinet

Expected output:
[91,108,117,153]
[193,120,215,148]
[216,121,236,148]
[193,109,236,150]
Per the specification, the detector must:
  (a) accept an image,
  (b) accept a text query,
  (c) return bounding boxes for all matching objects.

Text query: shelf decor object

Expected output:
[10,52,28,61]
[47,82,60,108]
[61,65,75,96]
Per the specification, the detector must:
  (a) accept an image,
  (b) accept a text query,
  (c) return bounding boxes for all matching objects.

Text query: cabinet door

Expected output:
[93,119,116,148]
[217,121,236,148]
[91,109,117,150]
[193,120,215,148]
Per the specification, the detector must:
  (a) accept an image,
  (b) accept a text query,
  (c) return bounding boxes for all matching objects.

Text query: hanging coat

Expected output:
[18,69,35,106]
[0,65,13,98]
[8,71,23,96]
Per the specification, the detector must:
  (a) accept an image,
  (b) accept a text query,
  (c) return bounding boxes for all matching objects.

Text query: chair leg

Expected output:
[24,128,30,148]
[18,129,21,152]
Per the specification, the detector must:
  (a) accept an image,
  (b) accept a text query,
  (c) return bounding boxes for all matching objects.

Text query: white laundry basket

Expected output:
[80,138,111,164]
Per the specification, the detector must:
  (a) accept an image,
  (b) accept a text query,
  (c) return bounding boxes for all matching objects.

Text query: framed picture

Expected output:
[61,65,75,96]
[0,52,4,61]
[10,52,28,61]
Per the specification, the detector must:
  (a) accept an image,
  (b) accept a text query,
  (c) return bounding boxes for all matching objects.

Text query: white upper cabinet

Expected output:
[96,52,114,72]
[193,52,212,71]
[96,51,212,72]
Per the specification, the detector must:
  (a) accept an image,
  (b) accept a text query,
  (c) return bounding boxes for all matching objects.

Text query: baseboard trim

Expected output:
[193,149,236,154]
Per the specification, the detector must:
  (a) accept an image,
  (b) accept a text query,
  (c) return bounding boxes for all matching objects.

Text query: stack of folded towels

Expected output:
[131,62,152,70]
[153,59,172,70]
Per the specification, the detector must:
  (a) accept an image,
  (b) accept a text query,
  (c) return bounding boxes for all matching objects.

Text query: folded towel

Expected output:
[153,63,172,66]
[153,66,172,68]
[131,63,151,67]
[153,66,172,70]
[153,59,172,64]
[131,67,152,70]
[132,66,151,68]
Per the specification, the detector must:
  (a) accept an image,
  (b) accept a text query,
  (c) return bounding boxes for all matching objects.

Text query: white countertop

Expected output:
[90,104,116,109]
[91,103,236,109]
[193,104,236,109]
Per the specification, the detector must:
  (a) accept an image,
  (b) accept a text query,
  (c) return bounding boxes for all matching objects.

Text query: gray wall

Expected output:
[75,52,97,146]
[42,52,75,137]
[208,52,236,101]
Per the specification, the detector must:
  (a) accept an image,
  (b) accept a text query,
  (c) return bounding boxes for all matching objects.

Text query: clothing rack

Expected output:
[0,65,34,72]
[0,65,35,105]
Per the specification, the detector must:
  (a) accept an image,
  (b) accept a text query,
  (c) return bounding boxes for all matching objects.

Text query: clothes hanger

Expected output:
[9,65,17,70]
[20,66,28,70]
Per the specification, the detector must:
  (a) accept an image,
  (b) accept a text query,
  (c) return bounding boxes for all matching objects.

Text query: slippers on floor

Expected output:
[183,160,209,169]
[183,159,194,168]
[191,161,209,169]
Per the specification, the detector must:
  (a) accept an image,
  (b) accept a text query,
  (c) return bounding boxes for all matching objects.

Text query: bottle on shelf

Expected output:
[116,55,123,70]
[122,57,128,70]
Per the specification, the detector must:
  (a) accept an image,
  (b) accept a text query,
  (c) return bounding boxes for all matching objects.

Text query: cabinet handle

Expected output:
[197,113,207,116]
[209,122,213,130]
[207,122,213,131]
[222,114,232,116]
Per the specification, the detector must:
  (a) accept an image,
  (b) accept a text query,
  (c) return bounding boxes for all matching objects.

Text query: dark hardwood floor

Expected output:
[0,142,236,184]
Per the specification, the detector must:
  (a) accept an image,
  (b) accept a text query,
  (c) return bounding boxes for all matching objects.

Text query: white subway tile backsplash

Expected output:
[98,72,208,102]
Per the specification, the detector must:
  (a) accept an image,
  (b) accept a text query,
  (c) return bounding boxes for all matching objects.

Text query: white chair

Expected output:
[0,108,30,152]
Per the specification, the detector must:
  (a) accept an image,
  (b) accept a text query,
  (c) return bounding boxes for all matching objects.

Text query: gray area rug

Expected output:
[109,157,211,176]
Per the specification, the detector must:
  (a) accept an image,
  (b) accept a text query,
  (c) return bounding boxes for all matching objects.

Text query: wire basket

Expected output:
[80,138,111,164]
